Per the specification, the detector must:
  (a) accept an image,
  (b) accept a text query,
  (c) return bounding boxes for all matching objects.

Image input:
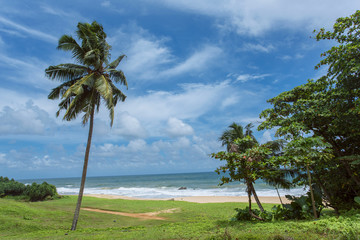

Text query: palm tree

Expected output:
[45,21,127,231]
[219,123,264,212]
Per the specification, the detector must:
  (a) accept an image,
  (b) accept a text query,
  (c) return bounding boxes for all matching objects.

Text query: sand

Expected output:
[85,194,290,204]
[81,207,179,220]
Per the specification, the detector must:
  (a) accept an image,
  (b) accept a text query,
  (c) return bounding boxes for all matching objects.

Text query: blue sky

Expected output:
[0,0,358,179]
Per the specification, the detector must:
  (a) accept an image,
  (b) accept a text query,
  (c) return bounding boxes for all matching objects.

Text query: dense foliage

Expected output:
[0,176,26,197]
[258,10,360,211]
[24,182,58,201]
[212,11,360,223]
[0,176,58,201]
[211,123,292,220]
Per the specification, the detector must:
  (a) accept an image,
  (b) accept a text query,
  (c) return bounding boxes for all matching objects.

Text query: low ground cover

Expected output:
[0,196,359,239]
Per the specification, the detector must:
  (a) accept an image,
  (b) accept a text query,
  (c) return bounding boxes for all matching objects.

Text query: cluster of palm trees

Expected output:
[46,21,127,230]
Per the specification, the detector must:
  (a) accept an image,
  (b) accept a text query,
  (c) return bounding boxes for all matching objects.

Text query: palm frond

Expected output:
[48,79,79,100]
[95,75,113,106]
[62,73,95,99]
[45,64,88,82]
[109,81,127,105]
[107,55,126,69]
[57,35,85,63]
[108,69,128,88]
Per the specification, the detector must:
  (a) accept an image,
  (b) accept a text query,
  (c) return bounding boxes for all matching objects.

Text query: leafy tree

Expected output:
[45,21,127,230]
[213,123,291,220]
[282,136,333,218]
[259,10,360,211]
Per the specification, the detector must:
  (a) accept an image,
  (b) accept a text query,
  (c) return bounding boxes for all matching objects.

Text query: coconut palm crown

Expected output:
[46,21,127,126]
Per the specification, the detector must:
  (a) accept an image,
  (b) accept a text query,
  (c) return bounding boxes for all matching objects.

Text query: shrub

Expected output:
[24,182,58,201]
[233,191,324,222]
[0,179,26,197]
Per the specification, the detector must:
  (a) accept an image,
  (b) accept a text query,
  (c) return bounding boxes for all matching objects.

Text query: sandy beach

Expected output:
[85,194,290,204]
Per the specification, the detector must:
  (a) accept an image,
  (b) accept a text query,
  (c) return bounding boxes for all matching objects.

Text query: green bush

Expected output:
[24,182,58,201]
[0,176,58,201]
[0,179,26,197]
[233,191,324,222]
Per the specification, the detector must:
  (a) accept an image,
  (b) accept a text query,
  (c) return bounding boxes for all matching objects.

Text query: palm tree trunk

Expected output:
[275,186,284,207]
[251,183,265,212]
[247,181,264,221]
[307,164,318,219]
[247,181,252,211]
[71,106,95,231]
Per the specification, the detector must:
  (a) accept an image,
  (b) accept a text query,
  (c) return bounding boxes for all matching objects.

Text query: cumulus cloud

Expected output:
[117,81,233,136]
[114,112,147,139]
[166,117,194,137]
[0,100,54,135]
[85,133,222,172]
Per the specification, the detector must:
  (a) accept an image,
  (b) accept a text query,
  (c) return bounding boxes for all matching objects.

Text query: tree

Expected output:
[45,21,127,230]
[213,123,291,219]
[283,136,333,218]
[259,10,360,211]
[217,123,264,210]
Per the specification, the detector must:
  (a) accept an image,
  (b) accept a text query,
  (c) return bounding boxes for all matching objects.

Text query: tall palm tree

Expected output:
[45,21,127,231]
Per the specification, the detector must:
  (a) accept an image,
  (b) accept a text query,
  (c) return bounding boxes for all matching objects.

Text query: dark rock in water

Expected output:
[178,187,187,190]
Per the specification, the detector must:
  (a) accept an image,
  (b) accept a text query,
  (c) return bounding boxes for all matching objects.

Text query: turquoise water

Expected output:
[19,172,305,198]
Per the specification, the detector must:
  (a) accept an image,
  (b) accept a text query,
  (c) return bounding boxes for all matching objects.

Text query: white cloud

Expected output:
[119,81,232,134]
[109,24,222,80]
[221,95,239,109]
[0,153,6,164]
[101,1,111,7]
[235,73,271,83]
[84,133,221,172]
[0,16,57,43]
[0,53,57,90]
[166,117,194,137]
[160,45,222,77]
[260,130,273,144]
[156,0,359,35]
[241,43,275,53]
[114,112,147,139]
[279,53,305,61]
[0,100,53,135]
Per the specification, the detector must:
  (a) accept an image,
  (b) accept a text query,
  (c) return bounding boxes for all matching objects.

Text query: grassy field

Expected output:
[0,196,359,239]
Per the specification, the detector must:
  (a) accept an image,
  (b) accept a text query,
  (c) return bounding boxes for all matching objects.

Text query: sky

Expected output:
[0,0,359,179]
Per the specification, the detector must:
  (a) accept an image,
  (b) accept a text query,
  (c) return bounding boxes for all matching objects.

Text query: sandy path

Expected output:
[81,207,179,220]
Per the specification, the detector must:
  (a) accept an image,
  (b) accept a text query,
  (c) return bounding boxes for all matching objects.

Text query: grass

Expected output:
[0,196,359,239]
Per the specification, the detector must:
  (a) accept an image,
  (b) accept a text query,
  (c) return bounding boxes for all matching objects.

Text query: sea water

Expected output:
[19,172,305,199]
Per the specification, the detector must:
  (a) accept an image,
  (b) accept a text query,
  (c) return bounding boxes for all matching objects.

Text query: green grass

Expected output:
[0,196,359,239]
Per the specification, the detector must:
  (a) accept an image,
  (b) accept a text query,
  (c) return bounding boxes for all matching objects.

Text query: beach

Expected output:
[20,172,305,200]
[86,194,291,204]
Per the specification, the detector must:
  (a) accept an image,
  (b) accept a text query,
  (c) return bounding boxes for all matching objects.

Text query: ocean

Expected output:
[19,172,305,199]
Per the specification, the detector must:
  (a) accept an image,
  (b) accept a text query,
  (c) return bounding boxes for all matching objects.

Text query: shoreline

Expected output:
[84,194,291,204]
